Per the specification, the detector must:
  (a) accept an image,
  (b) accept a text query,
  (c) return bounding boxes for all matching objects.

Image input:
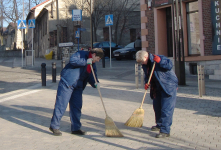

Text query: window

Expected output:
[125,42,134,48]
[186,1,200,55]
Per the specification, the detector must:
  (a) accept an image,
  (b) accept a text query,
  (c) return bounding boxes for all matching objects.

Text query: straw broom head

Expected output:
[105,116,124,137]
[125,108,144,127]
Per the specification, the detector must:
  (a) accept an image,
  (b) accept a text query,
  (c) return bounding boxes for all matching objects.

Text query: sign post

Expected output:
[72,10,82,51]
[75,30,80,51]
[105,14,113,68]
[17,20,26,67]
[28,19,35,66]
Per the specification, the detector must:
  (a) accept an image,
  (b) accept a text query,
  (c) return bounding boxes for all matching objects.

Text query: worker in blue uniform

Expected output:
[49,48,104,136]
[136,50,178,138]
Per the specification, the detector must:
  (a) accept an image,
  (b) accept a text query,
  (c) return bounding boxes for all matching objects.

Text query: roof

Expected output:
[31,0,50,10]
[36,8,48,21]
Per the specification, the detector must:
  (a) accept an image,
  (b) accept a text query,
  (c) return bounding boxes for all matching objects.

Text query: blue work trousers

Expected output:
[50,80,83,131]
[153,87,177,134]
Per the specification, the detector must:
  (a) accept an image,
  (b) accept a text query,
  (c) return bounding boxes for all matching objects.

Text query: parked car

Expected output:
[113,42,137,60]
[93,41,123,58]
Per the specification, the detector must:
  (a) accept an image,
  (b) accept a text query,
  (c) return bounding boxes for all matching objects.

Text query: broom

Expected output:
[90,64,124,137]
[125,62,156,127]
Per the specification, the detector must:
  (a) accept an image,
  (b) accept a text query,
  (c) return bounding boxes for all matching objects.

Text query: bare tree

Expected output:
[2,0,22,48]
[92,0,108,42]
[1,0,44,49]
[91,0,139,44]
[31,0,44,5]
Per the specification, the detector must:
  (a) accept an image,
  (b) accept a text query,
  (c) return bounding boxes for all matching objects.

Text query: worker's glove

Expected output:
[153,55,161,63]
[144,83,150,90]
[95,83,100,90]
[87,58,93,64]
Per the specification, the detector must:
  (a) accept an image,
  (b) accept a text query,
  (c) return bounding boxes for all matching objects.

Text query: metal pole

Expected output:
[172,0,177,61]
[78,38,79,51]
[21,0,24,67]
[22,28,23,67]
[179,0,185,62]
[179,0,186,85]
[109,25,111,68]
[90,0,93,49]
[32,28,33,66]
[78,29,79,51]
[175,0,180,62]
[56,0,61,59]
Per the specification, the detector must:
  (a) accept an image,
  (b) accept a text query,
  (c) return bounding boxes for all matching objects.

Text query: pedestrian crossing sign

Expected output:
[105,14,113,26]
[17,20,26,29]
[28,19,35,28]
[75,30,80,38]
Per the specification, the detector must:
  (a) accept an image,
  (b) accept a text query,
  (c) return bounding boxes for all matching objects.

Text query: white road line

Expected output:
[0,89,41,103]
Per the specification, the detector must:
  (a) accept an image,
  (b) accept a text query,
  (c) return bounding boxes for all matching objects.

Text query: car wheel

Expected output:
[131,52,136,60]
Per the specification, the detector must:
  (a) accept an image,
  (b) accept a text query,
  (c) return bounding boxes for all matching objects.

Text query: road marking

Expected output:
[0,89,41,103]
[0,82,55,103]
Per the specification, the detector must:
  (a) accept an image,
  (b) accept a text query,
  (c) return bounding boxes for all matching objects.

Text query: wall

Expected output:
[0,50,24,57]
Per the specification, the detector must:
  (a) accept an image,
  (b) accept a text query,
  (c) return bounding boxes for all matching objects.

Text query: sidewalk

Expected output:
[0,57,221,150]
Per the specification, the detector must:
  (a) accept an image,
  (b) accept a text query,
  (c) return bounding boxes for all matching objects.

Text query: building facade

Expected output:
[140,0,221,80]
[26,0,141,58]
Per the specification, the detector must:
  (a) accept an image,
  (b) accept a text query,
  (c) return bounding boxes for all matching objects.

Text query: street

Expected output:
[0,57,221,150]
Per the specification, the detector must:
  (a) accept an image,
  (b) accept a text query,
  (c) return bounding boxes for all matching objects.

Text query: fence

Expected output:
[25,50,35,66]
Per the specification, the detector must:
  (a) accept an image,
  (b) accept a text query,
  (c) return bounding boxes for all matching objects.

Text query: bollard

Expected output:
[102,56,105,68]
[41,63,46,86]
[135,63,145,89]
[52,62,56,83]
[135,63,138,89]
[140,64,144,88]
[197,65,205,97]
[61,60,65,69]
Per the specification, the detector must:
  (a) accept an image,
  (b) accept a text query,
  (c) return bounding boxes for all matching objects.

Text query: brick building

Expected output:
[140,0,221,80]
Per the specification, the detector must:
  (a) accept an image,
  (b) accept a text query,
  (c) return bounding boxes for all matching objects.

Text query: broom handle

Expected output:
[140,62,156,109]
[90,64,108,116]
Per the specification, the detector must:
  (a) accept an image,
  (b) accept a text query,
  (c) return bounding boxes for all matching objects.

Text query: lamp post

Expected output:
[172,0,186,85]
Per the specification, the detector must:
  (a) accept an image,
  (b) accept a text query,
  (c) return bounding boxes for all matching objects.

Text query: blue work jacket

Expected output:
[60,51,98,89]
[142,53,178,96]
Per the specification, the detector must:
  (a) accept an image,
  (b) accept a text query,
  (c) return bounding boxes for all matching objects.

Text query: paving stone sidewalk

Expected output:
[0,57,220,150]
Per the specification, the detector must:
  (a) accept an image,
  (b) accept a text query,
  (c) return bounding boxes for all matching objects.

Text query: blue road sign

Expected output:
[28,19,35,28]
[17,20,26,29]
[105,14,113,26]
[72,9,82,21]
[75,30,80,38]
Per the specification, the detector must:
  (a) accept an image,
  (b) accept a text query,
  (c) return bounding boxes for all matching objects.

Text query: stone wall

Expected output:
[0,50,24,57]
